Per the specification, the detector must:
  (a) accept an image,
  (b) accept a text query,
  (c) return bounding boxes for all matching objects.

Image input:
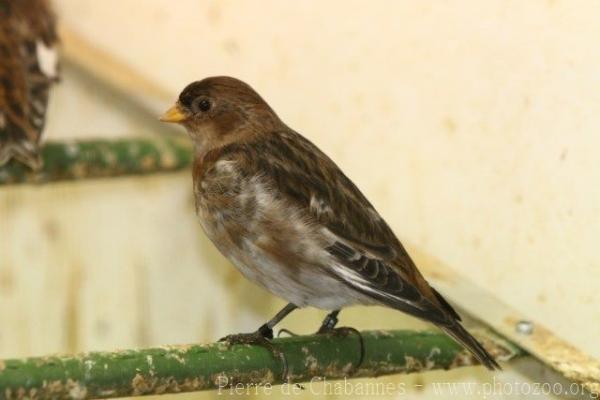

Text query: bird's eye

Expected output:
[194,98,211,113]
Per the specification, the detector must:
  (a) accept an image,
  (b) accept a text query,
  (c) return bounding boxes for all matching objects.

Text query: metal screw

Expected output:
[515,320,534,335]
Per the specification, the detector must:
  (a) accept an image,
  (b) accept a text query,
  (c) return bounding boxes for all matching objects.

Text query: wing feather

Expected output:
[247,130,453,323]
[0,0,58,169]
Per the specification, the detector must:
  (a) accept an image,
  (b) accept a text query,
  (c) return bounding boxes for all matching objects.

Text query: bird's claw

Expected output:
[277,328,299,337]
[317,326,365,374]
[218,328,288,381]
[278,324,365,375]
[219,323,274,343]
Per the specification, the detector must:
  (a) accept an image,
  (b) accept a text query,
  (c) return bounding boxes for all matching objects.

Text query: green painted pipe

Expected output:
[0,137,194,185]
[0,330,520,400]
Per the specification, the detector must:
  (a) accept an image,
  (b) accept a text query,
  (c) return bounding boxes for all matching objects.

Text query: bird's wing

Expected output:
[0,0,58,169]
[227,130,499,369]
[249,130,456,324]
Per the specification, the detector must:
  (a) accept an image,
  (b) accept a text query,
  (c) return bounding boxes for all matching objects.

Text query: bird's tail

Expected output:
[440,322,501,370]
[0,135,42,170]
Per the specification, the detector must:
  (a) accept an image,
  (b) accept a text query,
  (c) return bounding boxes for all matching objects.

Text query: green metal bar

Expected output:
[0,137,194,186]
[0,330,521,400]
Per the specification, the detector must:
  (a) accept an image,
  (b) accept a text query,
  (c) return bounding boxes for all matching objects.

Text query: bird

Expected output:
[0,0,59,169]
[160,76,500,371]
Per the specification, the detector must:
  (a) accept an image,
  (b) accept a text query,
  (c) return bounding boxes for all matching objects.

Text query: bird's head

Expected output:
[160,76,280,149]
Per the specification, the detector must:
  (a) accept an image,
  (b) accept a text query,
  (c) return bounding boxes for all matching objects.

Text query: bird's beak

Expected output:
[159,103,189,123]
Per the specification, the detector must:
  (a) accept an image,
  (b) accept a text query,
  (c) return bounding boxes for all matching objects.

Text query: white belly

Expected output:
[199,214,370,310]
[227,238,369,309]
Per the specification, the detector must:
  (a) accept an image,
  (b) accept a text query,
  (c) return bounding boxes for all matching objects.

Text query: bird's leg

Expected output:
[317,310,340,333]
[315,310,365,373]
[219,303,297,380]
[220,302,297,342]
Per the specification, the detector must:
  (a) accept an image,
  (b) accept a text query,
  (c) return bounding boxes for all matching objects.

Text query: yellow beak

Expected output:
[159,103,189,123]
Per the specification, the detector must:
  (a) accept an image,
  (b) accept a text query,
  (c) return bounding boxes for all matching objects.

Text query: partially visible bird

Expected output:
[0,0,59,169]
[160,76,500,370]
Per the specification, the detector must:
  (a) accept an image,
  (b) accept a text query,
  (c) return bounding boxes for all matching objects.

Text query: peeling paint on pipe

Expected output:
[0,330,521,399]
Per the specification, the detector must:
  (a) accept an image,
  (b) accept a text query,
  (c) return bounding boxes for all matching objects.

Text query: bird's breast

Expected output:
[191,160,371,309]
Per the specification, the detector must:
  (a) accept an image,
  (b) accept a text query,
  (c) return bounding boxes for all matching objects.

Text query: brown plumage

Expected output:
[0,0,58,169]
[161,76,500,370]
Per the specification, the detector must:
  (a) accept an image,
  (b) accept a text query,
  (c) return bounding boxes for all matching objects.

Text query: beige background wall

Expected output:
[1,1,598,398]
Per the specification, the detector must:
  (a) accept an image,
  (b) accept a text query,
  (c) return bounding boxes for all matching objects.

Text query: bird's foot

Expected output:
[219,324,289,380]
[317,326,365,374]
[277,323,364,376]
[218,325,272,346]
